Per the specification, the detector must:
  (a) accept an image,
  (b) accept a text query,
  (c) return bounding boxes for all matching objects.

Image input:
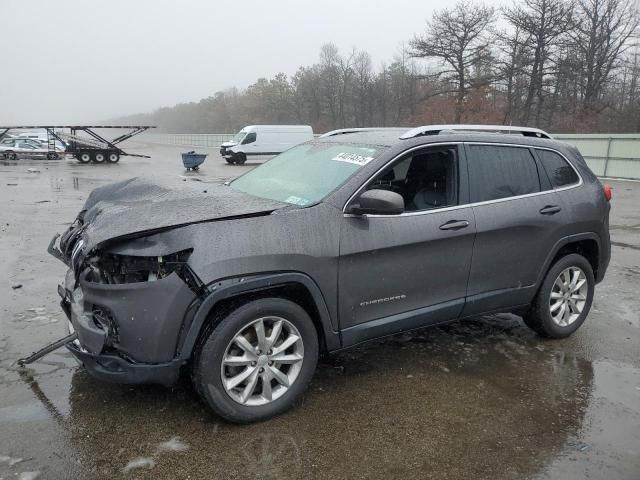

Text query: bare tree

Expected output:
[410,0,496,122]
[571,0,639,111]
[503,0,573,125]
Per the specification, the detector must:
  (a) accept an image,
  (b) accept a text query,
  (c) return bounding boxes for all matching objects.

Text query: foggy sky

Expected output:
[1,0,504,124]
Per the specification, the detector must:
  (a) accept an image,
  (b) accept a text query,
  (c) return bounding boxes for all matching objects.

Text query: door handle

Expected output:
[439,220,470,231]
[540,205,562,215]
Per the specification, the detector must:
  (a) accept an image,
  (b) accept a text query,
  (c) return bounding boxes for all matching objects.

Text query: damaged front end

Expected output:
[49,220,206,386]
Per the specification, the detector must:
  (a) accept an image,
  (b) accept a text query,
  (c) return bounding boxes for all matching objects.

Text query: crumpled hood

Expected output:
[79,176,287,251]
[220,141,237,148]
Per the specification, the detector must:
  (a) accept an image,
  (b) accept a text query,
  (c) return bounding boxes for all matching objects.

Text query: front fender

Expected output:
[176,272,341,359]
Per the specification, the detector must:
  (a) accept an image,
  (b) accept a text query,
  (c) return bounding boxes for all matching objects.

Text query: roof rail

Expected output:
[319,127,410,138]
[399,124,553,140]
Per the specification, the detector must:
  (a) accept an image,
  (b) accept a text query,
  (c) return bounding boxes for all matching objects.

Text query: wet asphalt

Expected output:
[0,143,638,480]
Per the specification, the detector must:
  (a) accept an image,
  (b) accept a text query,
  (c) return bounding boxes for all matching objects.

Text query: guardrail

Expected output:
[554,134,640,180]
[141,133,235,148]
[140,132,640,180]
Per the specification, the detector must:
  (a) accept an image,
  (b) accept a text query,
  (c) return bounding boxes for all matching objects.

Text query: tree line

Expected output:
[119,0,640,133]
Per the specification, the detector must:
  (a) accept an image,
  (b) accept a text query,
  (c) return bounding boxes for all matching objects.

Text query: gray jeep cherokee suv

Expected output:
[48,124,611,423]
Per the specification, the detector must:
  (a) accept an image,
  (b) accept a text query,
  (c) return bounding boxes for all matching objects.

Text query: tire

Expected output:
[192,298,319,423]
[234,153,246,165]
[4,151,17,160]
[93,152,106,163]
[523,253,595,338]
[107,152,120,163]
[47,152,59,160]
[225,157,235,165]
[78,152,92,164]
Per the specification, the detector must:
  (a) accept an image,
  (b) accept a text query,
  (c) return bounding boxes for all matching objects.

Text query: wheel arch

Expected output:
[536,233,601,292]
[177,272,340,361]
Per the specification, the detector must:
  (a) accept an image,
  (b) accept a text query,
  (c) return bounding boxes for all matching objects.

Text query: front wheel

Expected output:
[233,152,246,165]
[192,298,318,423]
[4,151,17,160]
[524,253,595,338]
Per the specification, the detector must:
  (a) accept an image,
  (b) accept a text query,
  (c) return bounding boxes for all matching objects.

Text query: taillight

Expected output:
[603,184,612,202]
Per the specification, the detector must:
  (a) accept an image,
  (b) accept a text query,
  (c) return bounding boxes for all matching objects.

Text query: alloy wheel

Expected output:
[549,266,588,327]
[221,316,304,406]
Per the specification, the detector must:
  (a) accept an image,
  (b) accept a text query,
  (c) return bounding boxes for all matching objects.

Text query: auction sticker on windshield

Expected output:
[331,152,374,166]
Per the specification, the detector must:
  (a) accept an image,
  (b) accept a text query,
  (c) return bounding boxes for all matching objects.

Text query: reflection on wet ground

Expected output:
[0,145,638,479]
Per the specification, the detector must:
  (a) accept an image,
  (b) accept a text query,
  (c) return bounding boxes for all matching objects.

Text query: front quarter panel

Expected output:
[113,203,343,331]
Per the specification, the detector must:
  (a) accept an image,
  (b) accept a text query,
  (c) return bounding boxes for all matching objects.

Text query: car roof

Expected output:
[313,128,569,151]
[315,129,410,147]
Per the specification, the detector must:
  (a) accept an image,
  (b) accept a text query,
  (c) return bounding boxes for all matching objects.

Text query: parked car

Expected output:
[219,125,314,164]
[48,124,611,423]
[17,132,66,150]
[0,139,60,159]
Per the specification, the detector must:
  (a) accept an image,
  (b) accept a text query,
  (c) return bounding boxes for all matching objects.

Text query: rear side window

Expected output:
[536,149,579,188]
[467,145,541,202]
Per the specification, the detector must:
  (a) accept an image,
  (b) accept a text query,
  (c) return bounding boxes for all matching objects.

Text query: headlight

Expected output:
[86,249,193,284]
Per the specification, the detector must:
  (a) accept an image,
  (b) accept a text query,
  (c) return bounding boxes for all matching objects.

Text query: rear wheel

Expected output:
[192,298,318,423]
[46,152,59,160]
[523,253,594,338]
[78,152,92,163]
[93,152,106,163]
[107,152,120,163]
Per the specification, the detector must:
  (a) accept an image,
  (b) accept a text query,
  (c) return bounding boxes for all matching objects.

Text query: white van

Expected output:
[219,125,314,164]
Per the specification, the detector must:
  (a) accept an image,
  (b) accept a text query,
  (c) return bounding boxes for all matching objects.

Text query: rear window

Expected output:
[468,145,541,202]
[536,149,579,188]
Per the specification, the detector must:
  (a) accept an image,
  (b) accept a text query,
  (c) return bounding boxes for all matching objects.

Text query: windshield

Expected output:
[232,130,248,143]
[230,142,386,206]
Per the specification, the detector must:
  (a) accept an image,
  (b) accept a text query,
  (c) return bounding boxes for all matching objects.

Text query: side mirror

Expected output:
[350,189,404,215]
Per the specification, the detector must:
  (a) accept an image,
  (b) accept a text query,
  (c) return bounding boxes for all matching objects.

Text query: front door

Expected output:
[338,144,476,346]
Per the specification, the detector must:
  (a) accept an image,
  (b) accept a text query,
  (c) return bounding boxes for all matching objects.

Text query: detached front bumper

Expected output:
[64,342,182,386]
[58,268,195,386]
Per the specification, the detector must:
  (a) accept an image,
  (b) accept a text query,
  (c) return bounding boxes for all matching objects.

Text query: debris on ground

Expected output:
[156,437,189,453]
[122,457,155,473]
[26,307,47,315]
[6,183,18,186]
[11,284,22,290]
[26,168,40,174]
[0,454,24,466]
[34,200,50,204]
[18,472,41,480]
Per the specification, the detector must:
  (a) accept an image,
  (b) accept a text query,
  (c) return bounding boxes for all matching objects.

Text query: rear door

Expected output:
[338,144,476,345]
[462,143,569,316]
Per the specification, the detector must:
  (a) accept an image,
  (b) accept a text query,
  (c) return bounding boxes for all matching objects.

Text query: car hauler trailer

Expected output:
[0,125,155,163]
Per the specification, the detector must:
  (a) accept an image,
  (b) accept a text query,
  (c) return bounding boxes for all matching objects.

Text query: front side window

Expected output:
[366,146,459,212]
[232,130,248,143]
[231,142,386,206]
[536,149,579,188]
[467,145,540,202]
[242,132,257,144]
